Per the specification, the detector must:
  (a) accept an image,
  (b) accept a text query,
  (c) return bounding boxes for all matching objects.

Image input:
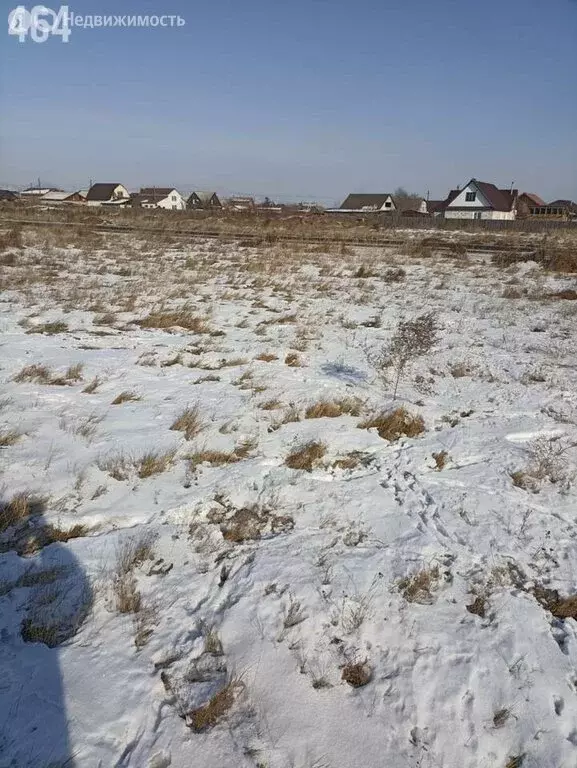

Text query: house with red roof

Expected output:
[439,179,518,220]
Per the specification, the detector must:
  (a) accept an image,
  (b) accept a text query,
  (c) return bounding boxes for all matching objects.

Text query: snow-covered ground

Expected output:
[1,235,577,768]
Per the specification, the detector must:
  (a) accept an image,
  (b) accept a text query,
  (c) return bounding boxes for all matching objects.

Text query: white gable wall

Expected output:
[444,182,516,220]
[446,183,491,209]
[156,190,186,211]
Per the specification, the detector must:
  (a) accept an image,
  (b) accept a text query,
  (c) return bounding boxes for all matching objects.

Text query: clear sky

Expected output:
[1,0,576,204]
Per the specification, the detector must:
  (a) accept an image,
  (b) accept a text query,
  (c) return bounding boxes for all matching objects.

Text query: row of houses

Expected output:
[338,178,577,221]
[1,184,229,210]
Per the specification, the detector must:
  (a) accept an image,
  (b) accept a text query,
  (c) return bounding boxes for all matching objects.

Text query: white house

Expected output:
[339,193,397,212]
[441,179,518,220]
[85,183,130,207]
[131,187,186,211]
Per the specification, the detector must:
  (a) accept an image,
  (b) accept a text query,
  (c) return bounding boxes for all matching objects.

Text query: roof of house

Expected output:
[519,192,545,206]
[189,191,220,203]
[139,187,177,198]
[547,199,577,210]
[0,189,18,200]
[86,183,125,201]
[340,193,393,210]
[42,190,81,201]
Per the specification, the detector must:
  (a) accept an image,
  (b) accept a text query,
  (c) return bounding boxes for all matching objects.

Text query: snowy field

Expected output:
[1,233,577,768]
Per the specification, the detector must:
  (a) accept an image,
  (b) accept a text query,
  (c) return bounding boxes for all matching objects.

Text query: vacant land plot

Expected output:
[1,227,577,768]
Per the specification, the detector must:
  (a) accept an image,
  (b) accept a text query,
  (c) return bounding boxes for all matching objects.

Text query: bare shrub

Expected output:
[432,450,449,470]
[255,351,279,362]
[82,376,102,394]
[371,312,439,399]
[285,352,303,367]
[170,404,205,440]
[512,436,575,491]
[358,407,424,441]
[285,441,327,471]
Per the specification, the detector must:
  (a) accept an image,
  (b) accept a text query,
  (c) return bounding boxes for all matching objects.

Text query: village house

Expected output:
[516,192,545,218]
[226,196,256,210]
[528,199,577,221]
[41,190,85,204]
[187,191,222,210]
[85,183,130,207]
[130,187,186,210]
[440,179,518,220]
[338,193,428,214]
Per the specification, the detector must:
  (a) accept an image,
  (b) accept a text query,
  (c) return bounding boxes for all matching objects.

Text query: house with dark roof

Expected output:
[339,193,427,214]
[187,191,222,210]
[131,187,185,210]
[85,183,130,206]
[517,192,546,218]
[0,189,18,202]
[440,179,518,220]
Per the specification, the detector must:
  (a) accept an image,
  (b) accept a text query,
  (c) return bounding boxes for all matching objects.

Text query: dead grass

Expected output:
[185,677,244,732]
[285,352,303,367]
[398,565,441,604]
[82,376,102,394]
[111,390,141,405]
[341,661,372,688]
[305,397,363,419]
[137,310,210,333]
[285,440,327,472]
[26,320,69,335]
[217,502,294,543]
[170,404,205,440]
[112,532,156,614]
[13,363,54,384]
[0,492,46,534]
[255,352,279,362]
[432,450,449,470]
[17,523,91,556]
[0,428,22,447]
[135,448,177,478]
[359,407,425,441]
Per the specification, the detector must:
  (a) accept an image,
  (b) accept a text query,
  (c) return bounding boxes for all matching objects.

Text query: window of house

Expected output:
[465,191,476,202]
[473,211,482,220]
[172,195,177,201]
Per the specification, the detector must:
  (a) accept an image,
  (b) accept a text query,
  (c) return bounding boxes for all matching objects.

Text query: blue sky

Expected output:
[1,0,576,203]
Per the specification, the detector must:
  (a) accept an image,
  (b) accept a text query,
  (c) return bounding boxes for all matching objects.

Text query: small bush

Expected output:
[255,352,278,362]
[285,441,326,472]
[359,407,424,441]
[285,352,302,367]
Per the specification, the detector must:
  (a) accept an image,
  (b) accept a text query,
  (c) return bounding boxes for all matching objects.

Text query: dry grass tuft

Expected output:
[112,532,156,614]
[13,363,54,384]
[341,661,372,688]
[170,404,205,440]
[0,428,22,447]
[255,352,279,362]
[0,492,46,534]
[285,440,327,472]
[285,352,303,367]
[138,310,210,333]
[398,566,441,604]
[305,397,362,419]
[135,448,177,478]
[432,450,449,470]
[185,678,244,732]
[82,375,102,394]
[26,321,68,335]
[359,407,425,441]
[111,390,141,405]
